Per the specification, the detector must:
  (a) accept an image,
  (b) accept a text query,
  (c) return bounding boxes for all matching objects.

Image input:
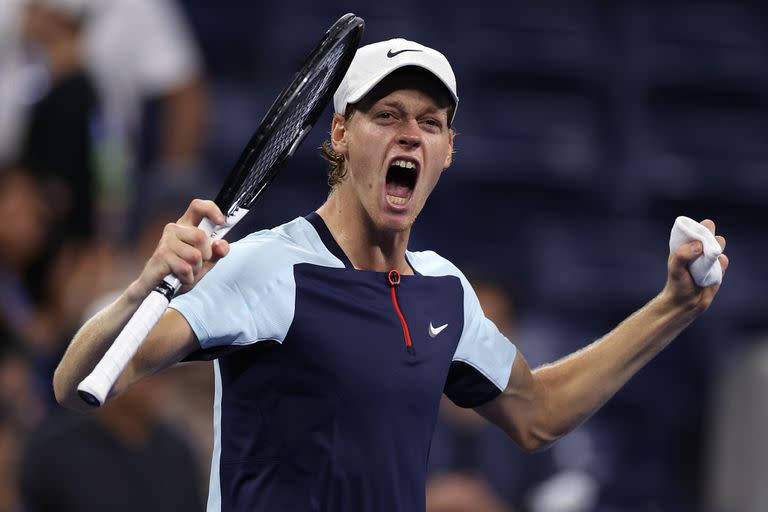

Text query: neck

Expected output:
[317,192,413,274]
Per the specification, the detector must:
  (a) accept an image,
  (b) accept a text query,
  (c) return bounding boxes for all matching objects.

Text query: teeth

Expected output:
[391,159,416,169]
[387,195,408,205]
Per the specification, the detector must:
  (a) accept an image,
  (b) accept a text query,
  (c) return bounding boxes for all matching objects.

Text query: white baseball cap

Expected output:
[333,38,459,124]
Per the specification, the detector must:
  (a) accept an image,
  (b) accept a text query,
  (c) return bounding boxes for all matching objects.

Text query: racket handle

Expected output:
[77,283,175,407]
[77,208,248,407]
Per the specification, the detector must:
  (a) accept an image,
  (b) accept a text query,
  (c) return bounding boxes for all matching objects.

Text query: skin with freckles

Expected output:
[316,86,453,274]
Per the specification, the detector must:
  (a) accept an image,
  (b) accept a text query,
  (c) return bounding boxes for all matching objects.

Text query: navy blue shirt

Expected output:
[171,213,517,512]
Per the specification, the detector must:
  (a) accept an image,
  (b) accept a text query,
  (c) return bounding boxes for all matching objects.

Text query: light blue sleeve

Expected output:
[452,275,518,392]
[169,232,298,349]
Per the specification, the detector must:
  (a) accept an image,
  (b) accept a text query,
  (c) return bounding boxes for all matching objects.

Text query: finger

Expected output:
[676,240,703,264]
[667,240,700,283]
[719,253,729,274]
[166,237,204,274]
[700,218,716,235]
[154,250,196,285]
[716,235,726,251]
[178,199,225,227]
[210,239,230,262]
[169,224,213,261]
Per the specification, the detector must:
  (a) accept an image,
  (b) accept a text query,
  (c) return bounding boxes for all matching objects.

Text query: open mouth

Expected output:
[385,159,418,206]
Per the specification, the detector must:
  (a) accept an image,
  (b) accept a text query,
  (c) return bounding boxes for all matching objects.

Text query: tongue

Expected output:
[386,182,411,198]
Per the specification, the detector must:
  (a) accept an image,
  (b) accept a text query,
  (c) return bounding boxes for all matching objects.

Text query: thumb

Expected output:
[676,240,703,264]
[668,240,701,282]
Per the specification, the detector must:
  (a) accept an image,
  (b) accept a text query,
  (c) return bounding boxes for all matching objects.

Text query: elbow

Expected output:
[518,436,548,454]
[52,369,74,410]
[496,417,561,453]
[517,427,561,453]
[52,368,87,412]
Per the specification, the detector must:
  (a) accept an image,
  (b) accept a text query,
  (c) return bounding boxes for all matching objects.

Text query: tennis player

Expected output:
[54,38,729,512]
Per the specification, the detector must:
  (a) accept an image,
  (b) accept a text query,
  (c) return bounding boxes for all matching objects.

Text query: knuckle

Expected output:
[154,246,171,261]
[189,248,203,266]
[162,222,177,235]
[179,264,194,282]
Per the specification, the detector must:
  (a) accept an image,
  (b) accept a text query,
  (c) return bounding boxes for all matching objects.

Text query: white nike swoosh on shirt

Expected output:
[428,322,448,338]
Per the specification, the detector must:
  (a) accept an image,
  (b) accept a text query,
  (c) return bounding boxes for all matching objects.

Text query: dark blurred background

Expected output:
[1,1,767,511]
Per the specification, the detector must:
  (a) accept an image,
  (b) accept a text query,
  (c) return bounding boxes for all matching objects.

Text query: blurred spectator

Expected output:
[0,403,22,512]
[0,341,46,434]
[0,0,26,165]
[703,334,768,512]
[19,377,204,512]
[0,0,210,241]
[427,473,511,512]
[0,166,55,350]
[0,333,46,512]
[19,0,101,240]
[0,164,116,361]
[82,0,210,240]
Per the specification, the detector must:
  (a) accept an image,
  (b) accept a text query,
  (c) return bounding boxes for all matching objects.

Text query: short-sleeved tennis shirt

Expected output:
[170,213,518,512]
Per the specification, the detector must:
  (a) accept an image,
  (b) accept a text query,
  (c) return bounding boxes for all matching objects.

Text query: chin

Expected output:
[377,212,414,233]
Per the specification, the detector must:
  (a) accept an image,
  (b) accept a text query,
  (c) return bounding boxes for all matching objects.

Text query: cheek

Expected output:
[348,130,387,176]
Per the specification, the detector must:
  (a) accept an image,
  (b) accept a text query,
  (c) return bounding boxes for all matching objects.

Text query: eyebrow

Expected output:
[375,99,447,118]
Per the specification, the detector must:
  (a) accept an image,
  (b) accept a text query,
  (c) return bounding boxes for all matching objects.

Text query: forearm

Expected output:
[532,292,699,440]
[53,280,147,411]
[53,199,228,412]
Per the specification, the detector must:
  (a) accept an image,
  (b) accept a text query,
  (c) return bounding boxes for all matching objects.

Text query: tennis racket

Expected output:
[77,13,365,407]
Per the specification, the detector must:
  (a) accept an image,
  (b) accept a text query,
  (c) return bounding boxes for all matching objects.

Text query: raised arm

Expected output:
[477,219,729,451]
[53,199,229,411]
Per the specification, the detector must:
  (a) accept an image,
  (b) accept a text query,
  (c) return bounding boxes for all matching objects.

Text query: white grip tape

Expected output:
[77,291,170,406]
[199,206,249,241]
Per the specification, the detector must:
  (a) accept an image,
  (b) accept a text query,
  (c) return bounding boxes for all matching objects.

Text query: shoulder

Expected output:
[408,249,468,286]
[407,250,488,317]
[210,216,345,282]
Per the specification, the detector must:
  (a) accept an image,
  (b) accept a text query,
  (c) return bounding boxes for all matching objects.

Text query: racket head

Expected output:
[214,13,365,215]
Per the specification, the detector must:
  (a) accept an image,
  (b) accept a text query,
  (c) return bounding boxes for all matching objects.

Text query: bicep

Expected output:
[111,308,199,397]
[474,352,545,450]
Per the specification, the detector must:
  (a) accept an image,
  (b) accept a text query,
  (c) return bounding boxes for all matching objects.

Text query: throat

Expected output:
[315,206,413,272]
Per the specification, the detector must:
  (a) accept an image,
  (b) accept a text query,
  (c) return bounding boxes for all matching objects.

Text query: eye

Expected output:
[421,118,442,131]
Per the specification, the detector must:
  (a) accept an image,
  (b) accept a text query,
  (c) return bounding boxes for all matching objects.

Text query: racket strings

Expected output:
[236,43,350,208]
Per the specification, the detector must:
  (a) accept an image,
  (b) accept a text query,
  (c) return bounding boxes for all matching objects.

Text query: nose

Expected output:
[397,120,421,149]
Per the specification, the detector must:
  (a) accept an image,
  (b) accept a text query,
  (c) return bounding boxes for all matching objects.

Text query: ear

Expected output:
[442,129,455,171]
[330,113,349,156]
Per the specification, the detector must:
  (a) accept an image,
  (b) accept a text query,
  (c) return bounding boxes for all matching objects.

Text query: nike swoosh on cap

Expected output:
[387,48,423,58]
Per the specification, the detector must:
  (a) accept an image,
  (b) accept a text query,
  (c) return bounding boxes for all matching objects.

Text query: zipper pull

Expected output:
[387,270,415,355]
